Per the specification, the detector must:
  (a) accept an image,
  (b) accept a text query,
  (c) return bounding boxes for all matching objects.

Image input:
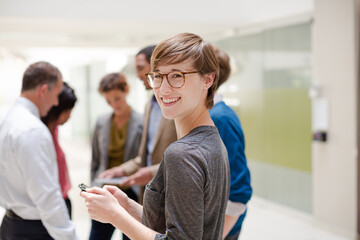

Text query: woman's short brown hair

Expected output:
[98,73,128,94]
[151,33,219,109]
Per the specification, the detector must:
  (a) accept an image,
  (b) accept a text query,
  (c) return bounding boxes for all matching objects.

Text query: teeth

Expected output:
[162,97,179,103]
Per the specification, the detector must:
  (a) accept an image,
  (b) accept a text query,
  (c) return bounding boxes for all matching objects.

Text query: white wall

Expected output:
[0,0,313,48]
[312,0,359,237]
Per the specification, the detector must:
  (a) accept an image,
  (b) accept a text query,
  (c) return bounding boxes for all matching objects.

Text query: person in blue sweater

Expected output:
[210,47,253,240]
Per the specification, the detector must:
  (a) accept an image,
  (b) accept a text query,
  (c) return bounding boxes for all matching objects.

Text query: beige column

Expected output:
[312,0,359,237]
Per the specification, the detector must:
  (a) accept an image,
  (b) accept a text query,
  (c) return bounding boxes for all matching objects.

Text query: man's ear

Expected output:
[38,84,49,98]
[203,73,215,89]
[124,85,130,95]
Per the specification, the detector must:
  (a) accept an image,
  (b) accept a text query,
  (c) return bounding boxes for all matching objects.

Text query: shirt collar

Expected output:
[17,97,40,119]
[213,93,223,105]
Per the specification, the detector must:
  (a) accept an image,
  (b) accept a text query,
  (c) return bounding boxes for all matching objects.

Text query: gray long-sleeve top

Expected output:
[142,126,230,240]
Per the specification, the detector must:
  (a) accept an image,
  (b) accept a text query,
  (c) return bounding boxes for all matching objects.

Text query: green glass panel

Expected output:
[216,22,312,212]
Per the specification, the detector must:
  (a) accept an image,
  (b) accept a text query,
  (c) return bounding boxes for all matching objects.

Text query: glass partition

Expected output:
[216,22,312,212]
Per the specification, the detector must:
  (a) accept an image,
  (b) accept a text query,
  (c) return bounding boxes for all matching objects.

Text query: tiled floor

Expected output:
[0,138,355,240]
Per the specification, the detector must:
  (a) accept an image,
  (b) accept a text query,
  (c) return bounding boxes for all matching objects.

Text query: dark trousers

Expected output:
[0,214,53,240]
[0,199,71,240]
[89,188,138,240]
[224,230,240,240]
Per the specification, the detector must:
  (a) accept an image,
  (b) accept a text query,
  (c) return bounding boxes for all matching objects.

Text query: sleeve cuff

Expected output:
[225,200,247,217]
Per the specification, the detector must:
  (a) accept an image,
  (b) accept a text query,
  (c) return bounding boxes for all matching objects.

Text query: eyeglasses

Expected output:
[145,71,199,89]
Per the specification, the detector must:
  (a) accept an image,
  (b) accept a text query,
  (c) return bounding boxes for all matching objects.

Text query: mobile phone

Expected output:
[78,183,89,192]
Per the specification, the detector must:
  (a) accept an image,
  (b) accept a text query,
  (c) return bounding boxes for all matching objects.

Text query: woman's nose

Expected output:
[159,76,172,93]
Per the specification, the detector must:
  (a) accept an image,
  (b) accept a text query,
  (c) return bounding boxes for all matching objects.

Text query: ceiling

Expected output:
[0,0,313,48]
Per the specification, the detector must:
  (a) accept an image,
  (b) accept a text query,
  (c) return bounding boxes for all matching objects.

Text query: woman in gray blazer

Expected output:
[89,72,143,240]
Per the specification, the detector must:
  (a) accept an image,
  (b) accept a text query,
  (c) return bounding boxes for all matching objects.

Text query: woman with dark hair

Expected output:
[41,82,77,218]
[81,33,230,240]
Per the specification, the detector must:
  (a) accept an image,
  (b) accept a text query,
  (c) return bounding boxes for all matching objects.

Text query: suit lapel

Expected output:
[152,117,165,149]
[100,113,112,170]
[124,109,135,161]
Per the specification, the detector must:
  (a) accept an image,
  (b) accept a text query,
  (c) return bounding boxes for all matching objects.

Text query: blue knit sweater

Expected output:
[210,101,252,236]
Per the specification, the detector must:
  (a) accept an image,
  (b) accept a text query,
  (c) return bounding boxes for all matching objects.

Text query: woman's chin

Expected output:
[160,111,176,120]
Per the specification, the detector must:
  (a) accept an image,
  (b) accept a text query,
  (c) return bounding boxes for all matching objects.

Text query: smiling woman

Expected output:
[80,33,230,240]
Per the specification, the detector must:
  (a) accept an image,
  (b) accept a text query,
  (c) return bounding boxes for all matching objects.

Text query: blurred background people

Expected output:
[98,45,177,204]
[90,72,143,240]
[211,47,252,239]
[0,61,78,239]
[41,82,78,219]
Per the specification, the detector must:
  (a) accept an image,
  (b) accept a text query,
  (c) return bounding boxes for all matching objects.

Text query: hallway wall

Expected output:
[312,0,359,237]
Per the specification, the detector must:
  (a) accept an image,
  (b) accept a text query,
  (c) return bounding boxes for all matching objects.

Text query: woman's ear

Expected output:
[202,73,215,89]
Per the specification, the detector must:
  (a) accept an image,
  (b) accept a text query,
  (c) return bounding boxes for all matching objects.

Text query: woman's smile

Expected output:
[161,97,181,105]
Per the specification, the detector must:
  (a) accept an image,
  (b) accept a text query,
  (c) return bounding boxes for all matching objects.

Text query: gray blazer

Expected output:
[90,109,143,186]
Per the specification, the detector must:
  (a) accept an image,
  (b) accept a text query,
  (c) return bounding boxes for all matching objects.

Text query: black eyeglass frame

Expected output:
[145,71,199,89]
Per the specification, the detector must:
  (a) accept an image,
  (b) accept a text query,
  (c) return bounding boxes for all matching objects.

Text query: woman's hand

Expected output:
[80,186,156,239]
[103,185,130,210]
[98,166,125,179]
[120,167,153,186]
[80,187,126,223]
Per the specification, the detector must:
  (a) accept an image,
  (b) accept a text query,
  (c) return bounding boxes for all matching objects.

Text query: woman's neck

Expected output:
[175,107,214,139]
[113,105,131,129]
